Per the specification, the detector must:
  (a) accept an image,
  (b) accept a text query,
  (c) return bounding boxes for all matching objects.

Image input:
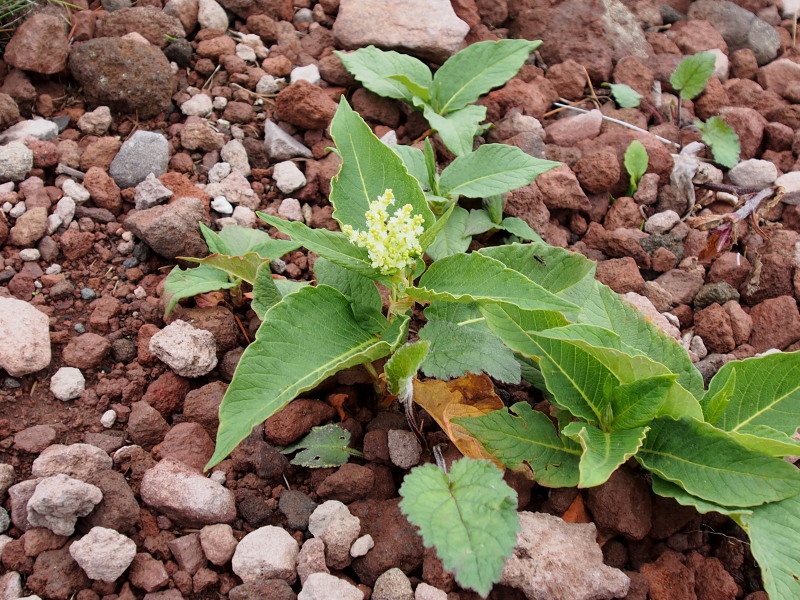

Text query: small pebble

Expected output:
[100,410,117,428]
[211,196,234,215]
[133,286,147,299]
[9,202,26,218]
[2,378,21,389]
[213,97,228,110]
[80,288,97,300]
[123,257,139,269]
[74,323,86,333]
[291,64,321,85]
[19,249,41,261]
[45,264,62,275]
[210,471,226,485]
[271,258,287,274]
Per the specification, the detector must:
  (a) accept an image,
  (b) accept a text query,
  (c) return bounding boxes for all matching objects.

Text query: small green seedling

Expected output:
[336,39,539,156]
[603,83,642,109]
[670,51,716,101]
[695,115,740,168]
[624,140,649,196]
[278,423,363,467]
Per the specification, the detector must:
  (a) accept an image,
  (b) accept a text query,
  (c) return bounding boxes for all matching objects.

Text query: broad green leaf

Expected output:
[736,493,800,600]
[385,340,429,398]
[499,217,544,242]
[562,422,649,488]
[279,424,356,468]
[163,264,238,316]
[700,364,736,424]
[455,402,581,487]
[479,302,569,345]
[624,140,648,195]
[399,458,519,597]
[669,51,715,100]
[389,74,430,102]
[431,39,541,114]
[217,224,301,258]
[696,116,740,168]
[206,285,408,469]
[419,201,457,254]
[183,252,265,284]
[251,261,282,319]
[703,352,800,438]
[423,137,438,193]
[603,83,642,108]
[389,144,431,190]
[439,144,560,199]
[576,281,704,400]
[464,209,497,236]
[199,222,230,254]
[258,213,383,281]
[728,426,800,458]
[638,416,800,507]
[425,206,471,260]
[478,243,594,307]
[313,257,384,331]
[484,194,504,224]
[335,46,432,103]
[610,374,679,430]
[329,98,434,231]
[409,252,578,312]
[418,319,521,383]
[422,104,485,156]
[650,475,752,516]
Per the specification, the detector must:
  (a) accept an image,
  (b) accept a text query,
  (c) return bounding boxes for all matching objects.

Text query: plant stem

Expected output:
[362,361,380,384]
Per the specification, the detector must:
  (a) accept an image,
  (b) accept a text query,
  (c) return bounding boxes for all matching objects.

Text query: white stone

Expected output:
[32,443,112,479]
[415,582,447,600]
[706,48,729,82]
[27,474,103,536]
[689,334,708,360]
[775,171,800,205]
[273,160,307,194]
[213,96,228,110]
[0,118,58,144]
[256,75,280,95]
[0,571,23,600]
[221,140,251,177]
[197,0,228,30]
[211,196,234,215]
[205,170,257,208]
[50,367,85,401]
[181,93,214,117]
[380,130,398,145]
[308,500,351,537]
[232,526,299,583]
[0,297,51,376]
[9,200,26,218]
[298,572,363,600]
[100,410,117,428]
[62,179,90,204]
[278,197,303,221]
[782,0,800,18]
[320,510,361,569]
[19,248,40,261]
[349,534,374,557]
[239,33,267,59]
[231,205,256,228]
[77,106,113,136]
[236,43,257,62]
[208,161,232,183]
[55,196,76,228]
[621,292,681,339]
[149,319,218,377]
[69,526,137,582]
[0,142,33,182]
[45,264,61,275]
[291,64,321,85]
[728,159,777,189]
[644,210,680,234]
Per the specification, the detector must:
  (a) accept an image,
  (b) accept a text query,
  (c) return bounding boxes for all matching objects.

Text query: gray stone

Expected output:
[123,196,208,259]
[62,179,90,204]
[688,0,780,65]
[0,507,9,533]
[728,159,777,189]
[0,141,33,181]
[694,282,740,309]
[220,139,251,177]
[320,510,361,569]
[50,367,85,401]
[69,526,137,582]
[387,430,421,469]
[0,464,14,502]
[0,119,59,145]
[298,572,363,600]
[134,174,173,210]
[500,512,630,600]
[278,197,303,221]
[149,319,218,377]
[644,210,681,235]
[776,171,800,205]
[0,297,51,376]
[373,568,413,600]
[8,478,40,531]
[109,130,170,189]
[273,160,306,194]
[180,93,213,117]
[333,0,468,63]
[77,106,113,136]
[140,458,236,527]
[264,119,313,161]
[32,443,113,480]
[197,0,228,30]
[232,526,299,583]
[27,474,103,536]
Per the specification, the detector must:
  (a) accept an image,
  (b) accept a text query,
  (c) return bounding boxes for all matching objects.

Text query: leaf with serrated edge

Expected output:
[279,424,354,468]
[385,341,429,398]
[431,39,541,113]
[697,116,740,168]
[206,285,408,469]
[259,213,385,282]
[183,252,266,284]
[424,206,471,261]
[422,104,486,156]
[399,458,519,597]
[418,319,521,383]
[439,144,560,199]
[455,402,581,487]
[604,83,642,108]
[670,51,716,100]
[736,493,800,600]
[335,46,432,103]
[163,264,238,316]
[562,422,649,488]
[409,252,578,312]
[638,416,800,507]
[650,475,752,516]
[329,99,434,231]
[703,352,800,438]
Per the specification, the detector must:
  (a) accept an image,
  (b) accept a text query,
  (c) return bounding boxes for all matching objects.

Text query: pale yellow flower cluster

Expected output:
[342,189,425,275]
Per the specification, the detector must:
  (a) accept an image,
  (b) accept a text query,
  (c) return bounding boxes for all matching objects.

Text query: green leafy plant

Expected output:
[602,83,642,109]
[336,40,540,157]
[695,115,740,168]
[179,97,798,598]
[623,140,649,196]
[278,423,363,467]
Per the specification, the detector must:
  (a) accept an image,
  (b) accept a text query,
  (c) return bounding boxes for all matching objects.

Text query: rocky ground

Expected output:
[1,0,800,598]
